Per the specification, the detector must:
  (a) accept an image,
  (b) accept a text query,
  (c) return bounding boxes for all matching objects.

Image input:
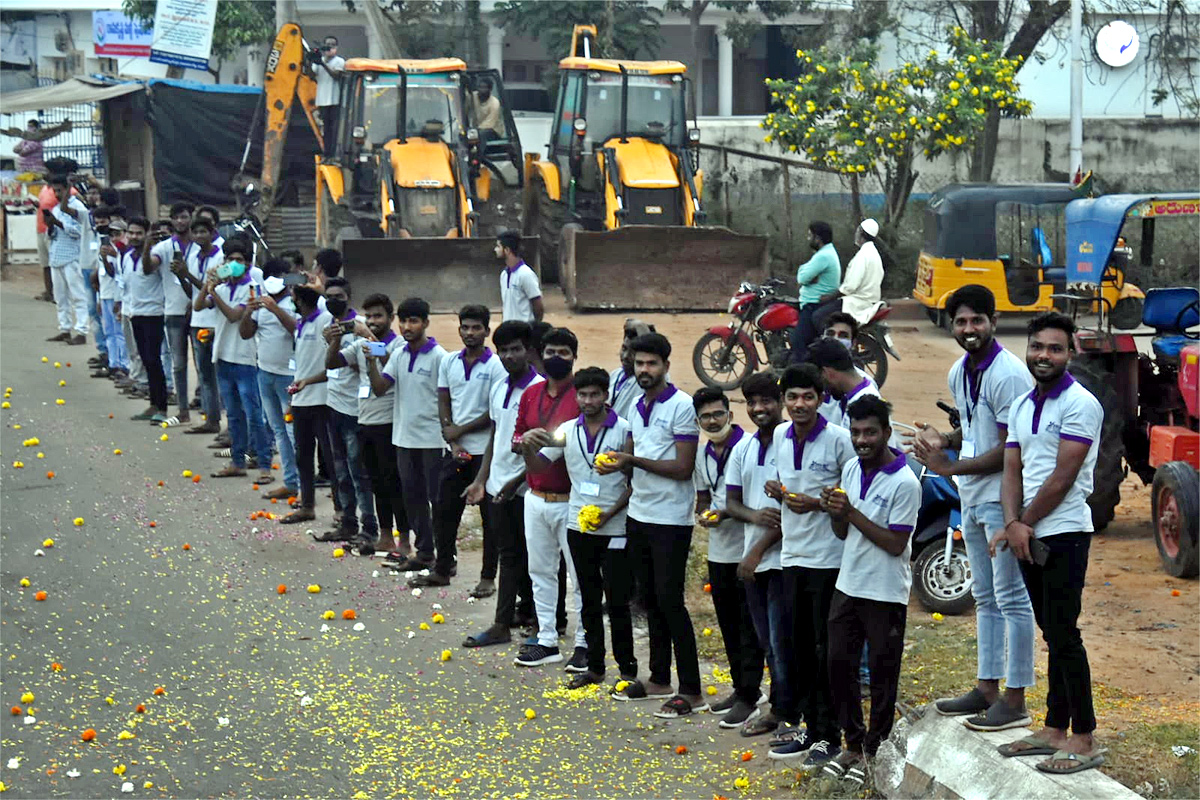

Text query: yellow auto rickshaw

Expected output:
[913,183,1142,328]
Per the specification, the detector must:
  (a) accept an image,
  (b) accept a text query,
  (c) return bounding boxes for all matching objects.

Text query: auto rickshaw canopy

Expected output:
[923,183,1083,260]
[1065,194,1200,285]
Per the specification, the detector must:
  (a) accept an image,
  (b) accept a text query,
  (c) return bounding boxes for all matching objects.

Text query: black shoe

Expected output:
[514,643,563,667]
[512,612,536,629]
[566,671,604,690]
[189,397,202,409]
[710,692,738,716]
[719,699,760,729]
[408,572,451,587]
[310,526,355,543]
[563,646,588,673]
[314,476,332,489]
[934,687,992,717]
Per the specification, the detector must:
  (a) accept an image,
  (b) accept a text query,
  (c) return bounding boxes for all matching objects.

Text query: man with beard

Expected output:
[609,319,654,420]
[912,285,1035,732]
[497,230,543,323]
[989,312,1104,775]
[147,202,195,424]
[790,221,841,362]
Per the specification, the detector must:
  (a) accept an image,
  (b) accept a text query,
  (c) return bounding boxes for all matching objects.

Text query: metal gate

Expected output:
[33,77,106,182]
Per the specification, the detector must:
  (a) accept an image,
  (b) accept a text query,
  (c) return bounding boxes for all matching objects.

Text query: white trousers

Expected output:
[524,493,587,649]
[50,262,89,335]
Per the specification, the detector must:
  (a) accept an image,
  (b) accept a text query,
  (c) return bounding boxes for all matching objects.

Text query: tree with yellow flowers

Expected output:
[762,27,1031,228]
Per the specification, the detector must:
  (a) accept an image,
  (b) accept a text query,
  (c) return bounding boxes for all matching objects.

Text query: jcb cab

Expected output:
[914,183,1143,329]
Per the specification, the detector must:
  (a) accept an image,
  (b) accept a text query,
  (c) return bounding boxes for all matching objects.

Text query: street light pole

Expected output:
[1069,0,1083,181]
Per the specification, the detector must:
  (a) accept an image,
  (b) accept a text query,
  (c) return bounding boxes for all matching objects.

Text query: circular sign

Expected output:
[1095,20,1139,67]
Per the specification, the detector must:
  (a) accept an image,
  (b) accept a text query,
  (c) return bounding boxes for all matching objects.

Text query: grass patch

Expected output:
[1104,721,1200,798]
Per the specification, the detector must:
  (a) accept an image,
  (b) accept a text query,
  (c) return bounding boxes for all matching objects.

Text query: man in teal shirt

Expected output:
[790,221,840,362]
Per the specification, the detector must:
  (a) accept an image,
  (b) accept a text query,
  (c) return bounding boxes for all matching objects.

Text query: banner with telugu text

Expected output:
[149,0,217,72]
[93,11,153,58]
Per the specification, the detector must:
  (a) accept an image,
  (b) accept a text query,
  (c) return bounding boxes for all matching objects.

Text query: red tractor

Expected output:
[1064,194,1199,577]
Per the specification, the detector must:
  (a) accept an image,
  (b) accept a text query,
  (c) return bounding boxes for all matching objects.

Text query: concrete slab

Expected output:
[875,706,1140,800]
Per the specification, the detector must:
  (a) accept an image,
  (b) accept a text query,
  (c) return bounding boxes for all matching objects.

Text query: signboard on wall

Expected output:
[1,18,37,66]
[93,11,153,58]
[149,0,218,71]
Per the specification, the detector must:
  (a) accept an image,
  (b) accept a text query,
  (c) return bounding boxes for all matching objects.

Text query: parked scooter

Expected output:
[908,402,973,616]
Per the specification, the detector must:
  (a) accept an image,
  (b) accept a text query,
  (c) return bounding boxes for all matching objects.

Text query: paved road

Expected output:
[0,285,774,799]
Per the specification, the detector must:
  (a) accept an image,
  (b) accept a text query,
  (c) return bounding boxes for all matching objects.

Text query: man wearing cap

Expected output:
[796,220,886,360]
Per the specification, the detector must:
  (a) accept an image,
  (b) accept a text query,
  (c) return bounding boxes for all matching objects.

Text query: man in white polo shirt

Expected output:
[819,394,920,785]
[913,285,1036,732]
[183,217,224,434]
[120,216,169,420]
[412,305,505,589]
[368,297,448,570]
[598,333,704,719]
[808,339,880,429]
[765,364,854,770]
[462,321,541,648]
[147,202,195,424]
[609,319,653,420]
[497,230,543,323]
[990,312,1104,775]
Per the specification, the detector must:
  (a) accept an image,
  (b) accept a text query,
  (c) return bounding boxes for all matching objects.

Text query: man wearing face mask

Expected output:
[817,313,874,424]
[497,230,543,323]
[181,218,224,434]
[790,221,841,363]
[515,327,587,670]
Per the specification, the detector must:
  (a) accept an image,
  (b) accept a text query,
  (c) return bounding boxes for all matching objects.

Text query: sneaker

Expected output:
[821,748,864,781]
[563,646,589,673]
[513,643,563,667]
[935,687,992,717]
[719,699,760,729]
[768,730,817,761]
[709,692,738,716]
[963,699,1033,732]
[799,740,841,772]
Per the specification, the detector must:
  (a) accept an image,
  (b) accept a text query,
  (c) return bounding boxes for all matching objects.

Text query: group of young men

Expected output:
[42,189,1103,780]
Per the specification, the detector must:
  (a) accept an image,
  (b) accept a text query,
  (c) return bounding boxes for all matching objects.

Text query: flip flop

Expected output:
[462,628,512,648]
[213,448,232,458]
[153,415,186,428]
[185,425,220,435]
[997,735,1058,758]
[469,581,497,599]
[612,680,673,702]
[256,473,274,485]
[280,508,316,524]
[212,466,247,478]
[653,695,709,719]
[741,711,781,737]
[1035,750,1106,774]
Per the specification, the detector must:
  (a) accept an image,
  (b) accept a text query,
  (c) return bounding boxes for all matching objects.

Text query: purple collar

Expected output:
[459,347,493,380]
[1028,372,1075,433]
[404,336,437,372]
[635,383,678,426]
[504,260,529,287]
[295,307,324,336]
[859,447,908,500]
[577,408,620,451]
[613,368,633,396]
[754,426,774,466]
[503,365,538,407]
[378,331,397,346]
[785,415,828,469]
[961,339,1003,424]
[229,272,253,287]
[839,378,872,415]
[703,425,745,484]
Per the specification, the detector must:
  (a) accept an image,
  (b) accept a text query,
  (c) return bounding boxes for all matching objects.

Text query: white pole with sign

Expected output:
[149,0,218,72]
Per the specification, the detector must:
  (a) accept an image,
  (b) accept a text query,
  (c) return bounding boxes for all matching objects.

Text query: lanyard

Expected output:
[536,385,569,428]
[575,422,610,473]
[962,364,983,428]
[704,438,737,489]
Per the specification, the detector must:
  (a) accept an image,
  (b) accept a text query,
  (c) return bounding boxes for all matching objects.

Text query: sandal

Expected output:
[768,723,801,748]
[280,507,316,524]
[654,695,709,719]
[611,680,673,702]
[154,415,186,427]
[741,711,781,737]
[997,735,1058,758]
[263,485,295,499]
[1035,750,1106,775]
[256,472,274,485]
[212,466,247,478]
[213,448,232,458]
[185,424,220,435]
[469,580,496,599]
[462,626,512,648]
[566,672,604,690]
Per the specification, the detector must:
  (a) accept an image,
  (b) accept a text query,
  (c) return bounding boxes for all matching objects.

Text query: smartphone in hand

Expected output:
[366,341,389,357]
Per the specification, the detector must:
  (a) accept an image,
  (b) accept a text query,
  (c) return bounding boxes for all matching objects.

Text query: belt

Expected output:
[531,489,570,503]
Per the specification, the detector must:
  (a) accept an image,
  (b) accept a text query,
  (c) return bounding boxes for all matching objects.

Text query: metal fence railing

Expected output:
[33,77,107,183]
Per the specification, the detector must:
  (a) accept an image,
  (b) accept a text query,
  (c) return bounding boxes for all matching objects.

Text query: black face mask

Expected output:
[543,355,573,380]
[325,297,348,319]
[95,225,110,236]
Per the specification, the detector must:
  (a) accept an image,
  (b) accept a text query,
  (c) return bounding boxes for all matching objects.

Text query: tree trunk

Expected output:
[850,173,863,224]
[166,65,185,79]
[968,105,1001,181]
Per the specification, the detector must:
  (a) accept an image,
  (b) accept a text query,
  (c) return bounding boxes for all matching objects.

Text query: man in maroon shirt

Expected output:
[515,327,588,669]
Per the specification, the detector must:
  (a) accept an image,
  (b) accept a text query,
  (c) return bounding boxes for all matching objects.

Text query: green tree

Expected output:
[122,0,275,82]
[763,28,1031,227]
[343,1,484,63]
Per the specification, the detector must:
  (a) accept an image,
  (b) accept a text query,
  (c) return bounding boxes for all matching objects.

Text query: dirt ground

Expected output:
[6,262,1196,732]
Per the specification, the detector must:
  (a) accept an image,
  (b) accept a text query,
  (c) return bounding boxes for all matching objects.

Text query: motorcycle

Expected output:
[908,401,973,616]
[693,278,900,391]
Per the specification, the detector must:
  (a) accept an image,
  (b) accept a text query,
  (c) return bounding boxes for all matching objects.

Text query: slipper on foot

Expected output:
[462,627,512,648]
[212,466,247,478]
[1035,750,1105,775]
[653,696,709,719]
[280,508,316,524]
[997,735,1058,758]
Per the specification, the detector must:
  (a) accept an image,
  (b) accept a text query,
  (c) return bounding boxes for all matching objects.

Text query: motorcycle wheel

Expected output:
[693,332,755,390]
[853,331,889,389]
[912,540,975,615]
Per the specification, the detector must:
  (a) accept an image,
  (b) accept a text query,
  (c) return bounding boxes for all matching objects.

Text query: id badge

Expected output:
[288,358,297,371]
[357,384,371,399]
[326,368,341,380]
[960,440,977,459]
[607,536,627,550]
[579,480,601,497]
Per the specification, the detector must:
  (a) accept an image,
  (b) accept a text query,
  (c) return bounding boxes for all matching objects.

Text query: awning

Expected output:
[0,77,144,114]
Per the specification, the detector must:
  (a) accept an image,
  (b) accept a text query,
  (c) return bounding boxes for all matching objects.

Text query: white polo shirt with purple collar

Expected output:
[381,337,448,449]
[726,427,783,573]
[438,347,505,456]
[1005,372,1102,538]
[818,368,874,424]
[627,384,700,527]
[500,261,541,323]
[325,309,361,418]
[835,447,922,605]
[291,307,334,407]
[485,365,544,497]
[338,330,402,426]
[694,425,747,564]
[773,415,855,570]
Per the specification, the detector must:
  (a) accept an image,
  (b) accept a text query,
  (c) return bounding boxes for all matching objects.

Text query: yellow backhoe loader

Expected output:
[236,22,535,309]
[522,25,767,310]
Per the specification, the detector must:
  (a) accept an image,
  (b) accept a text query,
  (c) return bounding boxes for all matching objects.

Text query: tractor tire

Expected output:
[1152,462,1199,579]
[526,173,564,284]
[1068,356,1127,532]
[1110,296,1144,331]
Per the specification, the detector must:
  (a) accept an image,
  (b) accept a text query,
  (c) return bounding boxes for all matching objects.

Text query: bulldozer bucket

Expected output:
[342,236,540,313]
[560,226,770,311]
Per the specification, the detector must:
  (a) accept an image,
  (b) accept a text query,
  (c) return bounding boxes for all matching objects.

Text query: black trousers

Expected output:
[320,105,340,156]
[790,298,844,363]
[130,315,168,411]
[292,404,334,509]
[569,528,637,677]
[709,560,765,704]
[357,423,408,544]
[827,589,907,756]
[490,494,533,627]
[433,454,495,579]
[1021,531,1096,734]
[783,565,840,742]
[628,518,701,696]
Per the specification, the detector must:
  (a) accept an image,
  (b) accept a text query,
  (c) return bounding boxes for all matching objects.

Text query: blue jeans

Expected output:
[82,268,105,355]
[257,369,299,490]
[328,408,376,535]
[963,501,1036,687]
[744,569,796,722]
[100,299,129,371]
[215,360,273,469]
[192,328,221,424]
[164,315,188,412]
